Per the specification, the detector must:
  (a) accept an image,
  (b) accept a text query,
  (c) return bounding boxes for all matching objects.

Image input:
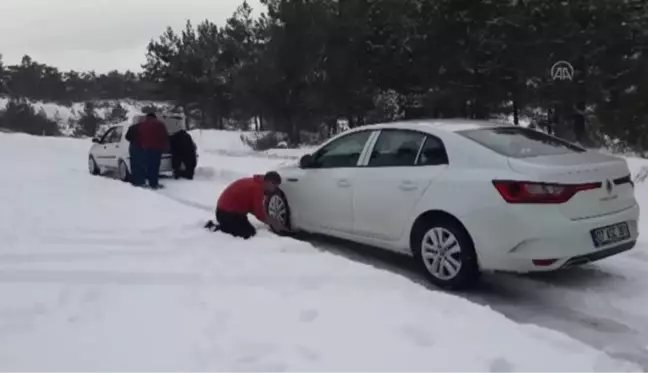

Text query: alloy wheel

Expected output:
[267,194,287,225]
[420,227,463,280]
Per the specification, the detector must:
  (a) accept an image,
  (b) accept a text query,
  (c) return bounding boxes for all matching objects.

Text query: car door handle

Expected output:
[287,178,298,182]
[399,181,418,191]
[337,179,351,188]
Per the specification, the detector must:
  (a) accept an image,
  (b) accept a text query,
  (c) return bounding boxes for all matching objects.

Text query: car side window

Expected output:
[314,131,372,168]
[416,136,449,166]
[110,127,124,143]
[368,130,426,167]
[99,128,116,143]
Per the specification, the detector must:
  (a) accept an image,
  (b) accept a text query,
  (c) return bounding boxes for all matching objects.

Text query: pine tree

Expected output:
[106,102,128,124]
[77,101,103,137]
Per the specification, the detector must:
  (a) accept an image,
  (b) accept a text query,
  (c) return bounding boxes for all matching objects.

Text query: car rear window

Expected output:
[458,126,586,158]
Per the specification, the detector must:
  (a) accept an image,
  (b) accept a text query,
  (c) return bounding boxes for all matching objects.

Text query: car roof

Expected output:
[357,118,508,133]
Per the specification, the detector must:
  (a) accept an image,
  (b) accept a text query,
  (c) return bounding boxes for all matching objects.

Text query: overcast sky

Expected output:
[0,0,263,73]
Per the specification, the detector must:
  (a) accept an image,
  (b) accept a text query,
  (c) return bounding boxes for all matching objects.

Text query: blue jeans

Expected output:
[129,144,145,186]
[144,149,162,188]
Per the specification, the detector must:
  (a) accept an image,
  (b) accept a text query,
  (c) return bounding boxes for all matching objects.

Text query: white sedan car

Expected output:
[265,119,639,289]
[87,123,173,181]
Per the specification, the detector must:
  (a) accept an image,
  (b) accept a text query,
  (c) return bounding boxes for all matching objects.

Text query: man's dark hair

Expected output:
[146,112,156,118]
[264,171,281,184]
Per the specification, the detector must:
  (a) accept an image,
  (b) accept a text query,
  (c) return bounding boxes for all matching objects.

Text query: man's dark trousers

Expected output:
[144,149,162,188]
[173,155,197,179]
[129,144,146,186]
[215,209,257,239]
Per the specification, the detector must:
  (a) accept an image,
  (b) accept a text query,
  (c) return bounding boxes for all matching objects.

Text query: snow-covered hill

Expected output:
[0,98,534,135]
[0,98,174,136]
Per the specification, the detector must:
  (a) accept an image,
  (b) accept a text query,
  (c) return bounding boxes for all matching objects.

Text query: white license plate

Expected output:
[591,222,630,248]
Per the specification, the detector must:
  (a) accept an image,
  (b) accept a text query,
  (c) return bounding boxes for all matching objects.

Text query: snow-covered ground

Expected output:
[0,130,647,371]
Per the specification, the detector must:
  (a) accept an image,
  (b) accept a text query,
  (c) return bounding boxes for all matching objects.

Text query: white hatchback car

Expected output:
[88,123,173,181]
[265,119,639,289]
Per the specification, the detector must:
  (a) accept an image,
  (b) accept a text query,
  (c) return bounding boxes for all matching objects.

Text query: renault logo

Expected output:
[605,179,614,194]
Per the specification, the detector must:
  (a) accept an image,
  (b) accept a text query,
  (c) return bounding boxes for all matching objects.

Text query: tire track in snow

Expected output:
[200,148,302,161]
[152,157,648,369]
[155,190,213,212]
[298,234,648,370]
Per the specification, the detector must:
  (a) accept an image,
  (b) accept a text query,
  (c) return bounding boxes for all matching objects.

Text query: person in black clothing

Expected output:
[125,121,145,186]
[169,129,197,180]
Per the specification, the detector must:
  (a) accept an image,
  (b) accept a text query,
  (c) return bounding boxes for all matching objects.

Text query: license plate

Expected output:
[590,222,630,248]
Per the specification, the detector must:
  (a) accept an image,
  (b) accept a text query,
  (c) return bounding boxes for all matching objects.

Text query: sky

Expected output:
[0,0,263,73]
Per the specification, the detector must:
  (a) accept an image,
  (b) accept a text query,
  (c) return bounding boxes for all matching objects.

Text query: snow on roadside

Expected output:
[0,132,640,371]
[190,129,316,161]
[181,129,648,368]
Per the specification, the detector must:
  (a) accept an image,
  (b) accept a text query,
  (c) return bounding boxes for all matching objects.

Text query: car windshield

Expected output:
[458,126,586,158]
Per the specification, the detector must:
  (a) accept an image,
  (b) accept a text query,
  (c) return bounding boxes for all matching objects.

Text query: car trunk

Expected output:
[160,115,185,134]
[507,152,635,220]
[131,114,186,135]
[132,114,185,159]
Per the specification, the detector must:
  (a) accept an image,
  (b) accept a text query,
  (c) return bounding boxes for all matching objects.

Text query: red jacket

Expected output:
[139,117,169,150]
[217,175,266,221]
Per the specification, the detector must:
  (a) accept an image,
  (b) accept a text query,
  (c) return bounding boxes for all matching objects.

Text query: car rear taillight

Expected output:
[492,180,601,204]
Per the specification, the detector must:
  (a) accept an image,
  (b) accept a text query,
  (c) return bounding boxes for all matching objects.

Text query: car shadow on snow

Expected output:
[294,231,624,295]
[296,232,647,369]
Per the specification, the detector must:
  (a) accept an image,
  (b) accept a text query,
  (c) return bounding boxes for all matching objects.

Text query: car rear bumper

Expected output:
[461,201,640,273]
[561,240,635,268]
[160,155,173,173]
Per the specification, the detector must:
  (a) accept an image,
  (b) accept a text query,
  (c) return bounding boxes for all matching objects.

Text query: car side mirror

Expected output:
[92,138,100,144]
[299,154,315,169]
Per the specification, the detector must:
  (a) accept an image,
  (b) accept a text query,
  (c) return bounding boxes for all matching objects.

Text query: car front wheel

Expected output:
[265,190,292,236]
[412,218,480,290]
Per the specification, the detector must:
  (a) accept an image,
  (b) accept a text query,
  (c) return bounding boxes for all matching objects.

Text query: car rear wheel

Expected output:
[118,160,131,182]
[265,190,292,236]
[412,218,480,290]
[88,156,100,175]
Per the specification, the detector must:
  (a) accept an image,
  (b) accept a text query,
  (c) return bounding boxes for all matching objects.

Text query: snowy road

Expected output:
[188,131,648,369]
[300,235,648,369]
[0,131,646,370]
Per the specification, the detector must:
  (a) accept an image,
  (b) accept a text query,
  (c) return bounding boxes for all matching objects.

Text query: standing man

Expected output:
[204,172,286,239]
[139,113,169,189]
[125,119,145,186]
[169,129,198,180]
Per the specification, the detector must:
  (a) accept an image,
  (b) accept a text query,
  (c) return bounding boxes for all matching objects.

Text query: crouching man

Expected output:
[170,129,197,180]
[204,171,286,238]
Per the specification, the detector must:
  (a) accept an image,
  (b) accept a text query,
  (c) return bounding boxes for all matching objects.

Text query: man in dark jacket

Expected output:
[125,121,145,186]
[204,172,286,239]
[169,129,197,180]
[139,113,169,189]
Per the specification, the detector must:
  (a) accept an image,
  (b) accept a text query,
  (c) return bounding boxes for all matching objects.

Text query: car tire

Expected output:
[118,159,131,182]
[411,217,480,290]
[264,190,292,236]
[88,156,100,175]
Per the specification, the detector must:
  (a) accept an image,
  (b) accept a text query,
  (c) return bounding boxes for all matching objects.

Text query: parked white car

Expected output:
[88,114,186,181]
[88,123,172,181]
[265,119,639,289]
